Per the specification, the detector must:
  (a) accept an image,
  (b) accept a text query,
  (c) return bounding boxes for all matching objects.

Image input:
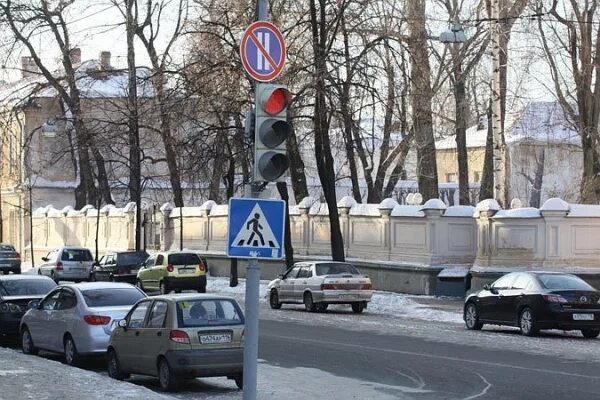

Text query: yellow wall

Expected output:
[436,147,486,184]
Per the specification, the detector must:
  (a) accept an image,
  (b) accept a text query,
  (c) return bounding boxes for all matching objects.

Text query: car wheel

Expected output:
[351,302,365,314]
[464,302,483,330]
[519,307,539,337]
[159,281,169,295]
[64,335,81,366]
[158,357,178,392]
[136,279,145,291]
[581,329,600,339]
[315,303,328,312]
[21,328,38,355]
[269,290,282,310]
[2,271,8,275]
[13,268,21,275]
[234,373,243,390]
[303,292,316,312]
[107,349,129,380]
[197,283,207,294]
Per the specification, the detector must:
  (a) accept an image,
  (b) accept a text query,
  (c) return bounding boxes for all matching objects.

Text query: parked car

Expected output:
[90,250,149,283]
[0,244,21,275]
[136,251,207,294]
[464,271,600,338]
[39,247,95,283]
[0,275,56,336]
[107,294,244,391]
[20,282,146,365]
[267,261,373,313]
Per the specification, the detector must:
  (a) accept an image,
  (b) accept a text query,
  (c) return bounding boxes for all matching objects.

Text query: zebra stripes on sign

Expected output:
[240,21,286,82]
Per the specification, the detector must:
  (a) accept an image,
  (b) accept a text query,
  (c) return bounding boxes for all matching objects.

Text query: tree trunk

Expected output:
[480,101,495,201]
[530,148,545,208]
[310,0,345,261]
[407,0,438,201]
[454,74,470,205]
[340,92,362,202]
[277,182,294,268]
[91,147,114,205]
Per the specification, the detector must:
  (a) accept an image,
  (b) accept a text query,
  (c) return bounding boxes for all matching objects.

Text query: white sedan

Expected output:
[268,261,373,313]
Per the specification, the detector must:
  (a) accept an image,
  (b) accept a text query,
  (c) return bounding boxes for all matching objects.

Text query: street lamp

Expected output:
[23,177,34,268]
[439,23,467,44]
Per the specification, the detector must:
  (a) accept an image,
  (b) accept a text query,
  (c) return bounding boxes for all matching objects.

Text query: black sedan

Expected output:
[0,243,21,275]
[90,250,149,283]
[0,275,56,336]
[464,272,600,338]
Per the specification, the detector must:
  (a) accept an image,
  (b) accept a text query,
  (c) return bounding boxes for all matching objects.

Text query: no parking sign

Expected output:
[240,21,286,82]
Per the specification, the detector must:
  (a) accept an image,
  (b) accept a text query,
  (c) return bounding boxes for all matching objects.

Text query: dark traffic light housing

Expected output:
[254,83,292,182]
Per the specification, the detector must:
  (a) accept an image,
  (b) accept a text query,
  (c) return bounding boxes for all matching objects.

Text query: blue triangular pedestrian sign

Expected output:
[227,198,286,259]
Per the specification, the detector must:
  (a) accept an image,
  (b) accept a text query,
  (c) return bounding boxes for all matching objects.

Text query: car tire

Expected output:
[107,349,129,380]
[518,307,539,337]
[13,268,21,275]
[303,292,316,312]
[269,290,282,310]
[2,271,8,275]
[197,283,206,294]
[464,302,484,330]
[581,329,600,339]
[158,357,178,392]
[64,335,81,366]
[136,279,145,291]
[234,373,243,390]
[160,281,169,295]
[351,302,365,314]
[21,328,38,355]
[315,303,328,312]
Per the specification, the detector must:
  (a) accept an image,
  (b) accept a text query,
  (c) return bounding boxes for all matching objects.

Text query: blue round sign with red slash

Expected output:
[240,21,286,82]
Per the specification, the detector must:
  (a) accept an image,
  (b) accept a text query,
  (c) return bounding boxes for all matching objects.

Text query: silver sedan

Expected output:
[20,282,146,365]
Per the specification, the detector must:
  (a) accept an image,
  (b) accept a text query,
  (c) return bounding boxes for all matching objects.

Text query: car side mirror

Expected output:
[27,299,40,310]
[41,257,48,262]
[483,284,490,290]
[278,274,284,279]
[118,319,127,330]
[93,261,99,267]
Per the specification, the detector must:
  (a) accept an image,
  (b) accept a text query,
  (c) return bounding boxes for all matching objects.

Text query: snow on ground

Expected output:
[206,277,463,324]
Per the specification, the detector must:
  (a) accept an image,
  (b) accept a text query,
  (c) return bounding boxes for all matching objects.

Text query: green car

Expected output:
[107,294,244,391]
[136,251,207,294]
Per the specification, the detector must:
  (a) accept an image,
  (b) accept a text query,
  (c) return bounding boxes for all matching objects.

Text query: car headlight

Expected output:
[0,303,21,313]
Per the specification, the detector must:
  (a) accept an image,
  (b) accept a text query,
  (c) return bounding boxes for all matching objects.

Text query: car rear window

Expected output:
[0,244,15,251]
[177,299,243,327]
[117,252,149,265]
[168,253,201,266]
[62,249,93,262]
[537,274,595,291]
[316,263,360,276]
[81,288,145,307]
[0,279,56,296]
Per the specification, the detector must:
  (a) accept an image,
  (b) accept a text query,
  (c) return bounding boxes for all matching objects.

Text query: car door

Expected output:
[39,250,57,277]
[94,255,109,281]
[150,254,165,288]
[113,300,152,373]
[137,300,169,375]
[48,288,78,351]
[138,256,155,288]
[478,273,517,322]
[504,273,532,323]
[279,265,301,302]
[104,254,117,280]
[295,266,313,300]
[28,289,62,350]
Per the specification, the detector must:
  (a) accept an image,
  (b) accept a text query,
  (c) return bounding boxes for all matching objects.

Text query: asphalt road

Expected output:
[258,317,600,400]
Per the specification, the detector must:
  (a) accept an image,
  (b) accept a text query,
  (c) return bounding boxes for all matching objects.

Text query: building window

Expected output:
[41,119,57,137]
[474,171,482,183]
[446,173,457,183]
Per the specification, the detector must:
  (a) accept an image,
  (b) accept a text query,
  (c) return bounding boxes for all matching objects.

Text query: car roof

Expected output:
[298,261,352,265]
[106,250,148,255]
[59,282,140,291]
[0,275,54,281]
[0,243,15,247]
[147,293,237,302]
[57,246,91,251]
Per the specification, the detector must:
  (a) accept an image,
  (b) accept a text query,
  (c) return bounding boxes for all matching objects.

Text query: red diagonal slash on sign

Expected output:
[248,29,279,71]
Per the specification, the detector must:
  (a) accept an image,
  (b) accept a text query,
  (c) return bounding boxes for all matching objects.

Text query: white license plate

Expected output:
[573,313,595,321]
[178,268,195,275]
[199,333,232,344]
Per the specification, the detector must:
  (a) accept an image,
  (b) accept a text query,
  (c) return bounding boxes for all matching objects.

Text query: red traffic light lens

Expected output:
[264,88,291,115]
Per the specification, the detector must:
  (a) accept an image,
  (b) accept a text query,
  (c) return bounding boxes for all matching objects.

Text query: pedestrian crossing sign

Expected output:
[227,198,286,259]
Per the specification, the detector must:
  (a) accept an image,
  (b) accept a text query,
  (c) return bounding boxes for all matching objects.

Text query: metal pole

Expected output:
[29,187,34,268]
[179,206,183,251]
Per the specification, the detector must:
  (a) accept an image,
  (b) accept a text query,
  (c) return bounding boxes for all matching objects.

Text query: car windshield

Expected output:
[0,279,56,296]
[117,252,149,265]
[168,253,201,265]
[537,274,595,291]
[315,263,360,276]
[177,299,244,327]
[0,244,15,252]
[81,288,145,307]
[61,249,93,262]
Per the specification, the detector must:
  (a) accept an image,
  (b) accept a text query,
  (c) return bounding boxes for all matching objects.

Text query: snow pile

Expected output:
[493,207,541,218]
[444,206,475,217]
[390,205,425,217]
[567,204,600,218]
[349,204,381,216]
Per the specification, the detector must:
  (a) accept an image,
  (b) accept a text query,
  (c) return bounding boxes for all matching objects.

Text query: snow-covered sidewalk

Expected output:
[206,277,464,324]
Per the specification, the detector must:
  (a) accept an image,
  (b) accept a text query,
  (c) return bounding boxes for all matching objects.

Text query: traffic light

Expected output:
[254,83,292,182]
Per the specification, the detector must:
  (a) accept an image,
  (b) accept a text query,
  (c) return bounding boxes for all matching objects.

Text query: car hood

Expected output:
[1,295,45,302]
[268,279,281,289]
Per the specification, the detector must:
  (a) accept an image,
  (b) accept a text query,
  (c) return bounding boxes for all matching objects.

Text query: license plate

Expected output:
[178,268,195,275]
[199,333,232,344]
[0,264,10,268]
[573,313,595,321]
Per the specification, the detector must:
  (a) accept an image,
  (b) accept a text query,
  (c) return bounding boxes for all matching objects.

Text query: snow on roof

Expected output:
[435,101,580,150]
[444,206,475,217]
[349,204,381,216]
[493,207,541,218]
[390,205,425,217]
[209,204,229,216]
[567,204,600,218]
